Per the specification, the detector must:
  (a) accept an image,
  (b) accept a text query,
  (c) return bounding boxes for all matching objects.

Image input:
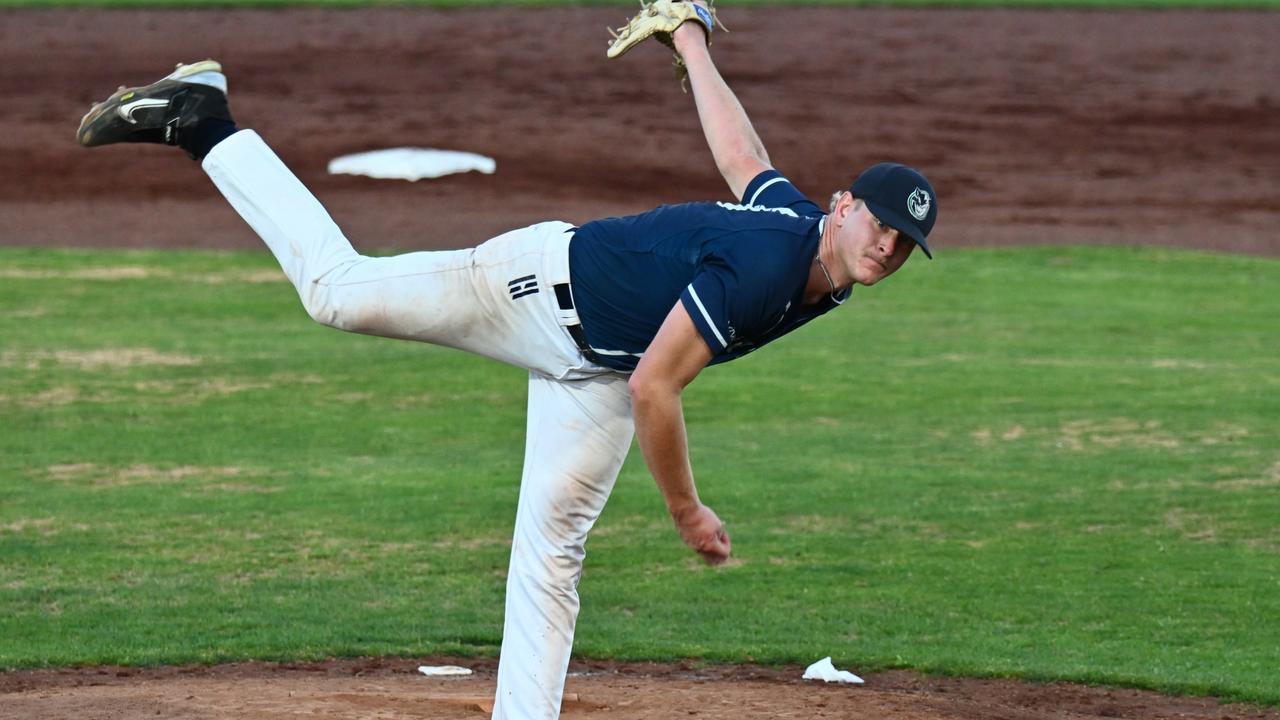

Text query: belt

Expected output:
[553,282,601,364]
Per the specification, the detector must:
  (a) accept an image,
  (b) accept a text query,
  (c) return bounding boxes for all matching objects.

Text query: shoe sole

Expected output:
[76,60,222,147]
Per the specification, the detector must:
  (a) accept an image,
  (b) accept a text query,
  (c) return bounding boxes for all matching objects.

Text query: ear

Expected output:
[835,192,856,225]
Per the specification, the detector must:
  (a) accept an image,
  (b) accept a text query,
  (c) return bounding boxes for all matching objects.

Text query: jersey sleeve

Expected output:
[679,254,784,357]
[680,274,732,355]
[739,169,824,217]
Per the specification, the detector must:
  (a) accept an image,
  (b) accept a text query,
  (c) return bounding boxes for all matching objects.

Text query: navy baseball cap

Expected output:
[850,163,937,259]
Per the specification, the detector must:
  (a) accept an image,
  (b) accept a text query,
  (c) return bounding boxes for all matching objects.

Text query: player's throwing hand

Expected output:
[675,503,732,565]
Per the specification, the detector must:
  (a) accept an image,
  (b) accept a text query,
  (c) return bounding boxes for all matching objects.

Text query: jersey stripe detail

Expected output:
[686,285,727,349]
[588,346,643,357]
[747,176,787,207]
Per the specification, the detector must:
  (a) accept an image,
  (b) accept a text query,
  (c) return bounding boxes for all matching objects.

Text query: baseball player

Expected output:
[75,3,936,718]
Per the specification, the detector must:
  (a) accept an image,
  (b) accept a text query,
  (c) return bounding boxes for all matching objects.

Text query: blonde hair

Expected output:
[828,192,862,213]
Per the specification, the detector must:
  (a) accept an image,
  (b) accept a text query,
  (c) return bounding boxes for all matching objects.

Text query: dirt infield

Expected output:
[3,657,1279,720]
[3,6,1279,719]
[3,7,1279,256]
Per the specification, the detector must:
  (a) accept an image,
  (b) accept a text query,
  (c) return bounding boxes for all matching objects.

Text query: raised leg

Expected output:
[201,129,586,377]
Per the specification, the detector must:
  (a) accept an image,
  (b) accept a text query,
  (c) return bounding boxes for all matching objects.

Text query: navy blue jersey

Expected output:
[567,170,850,372]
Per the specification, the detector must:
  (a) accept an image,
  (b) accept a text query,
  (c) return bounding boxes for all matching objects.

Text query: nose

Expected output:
[878,231,899,257]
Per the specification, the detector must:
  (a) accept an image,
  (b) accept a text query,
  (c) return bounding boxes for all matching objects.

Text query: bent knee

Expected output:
[297,261,377,331]
[300,287,345,328]
[302,291,384,334]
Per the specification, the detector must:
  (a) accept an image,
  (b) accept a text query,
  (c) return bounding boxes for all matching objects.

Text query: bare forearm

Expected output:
[673,27,770,199]
[632,385,700,518]
[627,302,728,564]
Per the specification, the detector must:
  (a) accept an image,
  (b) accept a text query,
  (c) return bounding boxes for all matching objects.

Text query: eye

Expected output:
[873,216,887,230]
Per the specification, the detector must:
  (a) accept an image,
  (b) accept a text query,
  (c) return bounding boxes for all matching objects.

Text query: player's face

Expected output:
[839,199,915,286]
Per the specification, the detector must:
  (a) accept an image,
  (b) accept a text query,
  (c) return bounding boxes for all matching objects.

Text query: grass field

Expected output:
[1,245,1277,704]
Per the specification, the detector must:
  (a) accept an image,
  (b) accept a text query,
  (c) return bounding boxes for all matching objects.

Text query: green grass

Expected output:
[1,245,1277,705]
[3,0,1279,9]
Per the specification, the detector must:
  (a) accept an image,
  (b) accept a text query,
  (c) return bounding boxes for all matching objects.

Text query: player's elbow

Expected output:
[627,372,658,407]
[627,373,650,403]
[627,371,679,410]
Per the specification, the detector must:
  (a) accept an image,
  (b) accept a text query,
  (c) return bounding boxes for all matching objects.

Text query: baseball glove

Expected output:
[606,0,725,59]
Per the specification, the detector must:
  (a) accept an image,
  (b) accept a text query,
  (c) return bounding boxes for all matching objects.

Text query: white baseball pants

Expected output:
[203,130,635,720]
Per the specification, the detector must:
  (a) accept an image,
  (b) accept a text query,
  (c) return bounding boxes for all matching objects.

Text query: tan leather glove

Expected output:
[606,0,724,59]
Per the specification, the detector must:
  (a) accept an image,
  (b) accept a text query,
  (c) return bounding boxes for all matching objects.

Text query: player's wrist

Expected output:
[671,19,709,53]
[667,497,702,522]
[665,499,706,527]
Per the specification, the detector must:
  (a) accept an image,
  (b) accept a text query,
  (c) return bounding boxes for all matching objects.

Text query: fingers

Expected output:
[674,504,733,565]
[699,543,730,565]
[698,525,731,565]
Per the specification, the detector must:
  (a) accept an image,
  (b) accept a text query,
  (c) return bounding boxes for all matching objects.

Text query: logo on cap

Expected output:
[907,188,931,222]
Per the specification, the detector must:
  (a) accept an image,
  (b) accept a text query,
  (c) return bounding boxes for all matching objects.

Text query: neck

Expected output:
[803,220,849,305]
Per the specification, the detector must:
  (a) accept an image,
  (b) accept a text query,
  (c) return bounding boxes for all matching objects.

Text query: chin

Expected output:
[855,268,886,286]
[855,259,890,286]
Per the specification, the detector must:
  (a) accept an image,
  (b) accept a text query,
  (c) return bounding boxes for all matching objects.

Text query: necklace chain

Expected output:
[815,252,845,306]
